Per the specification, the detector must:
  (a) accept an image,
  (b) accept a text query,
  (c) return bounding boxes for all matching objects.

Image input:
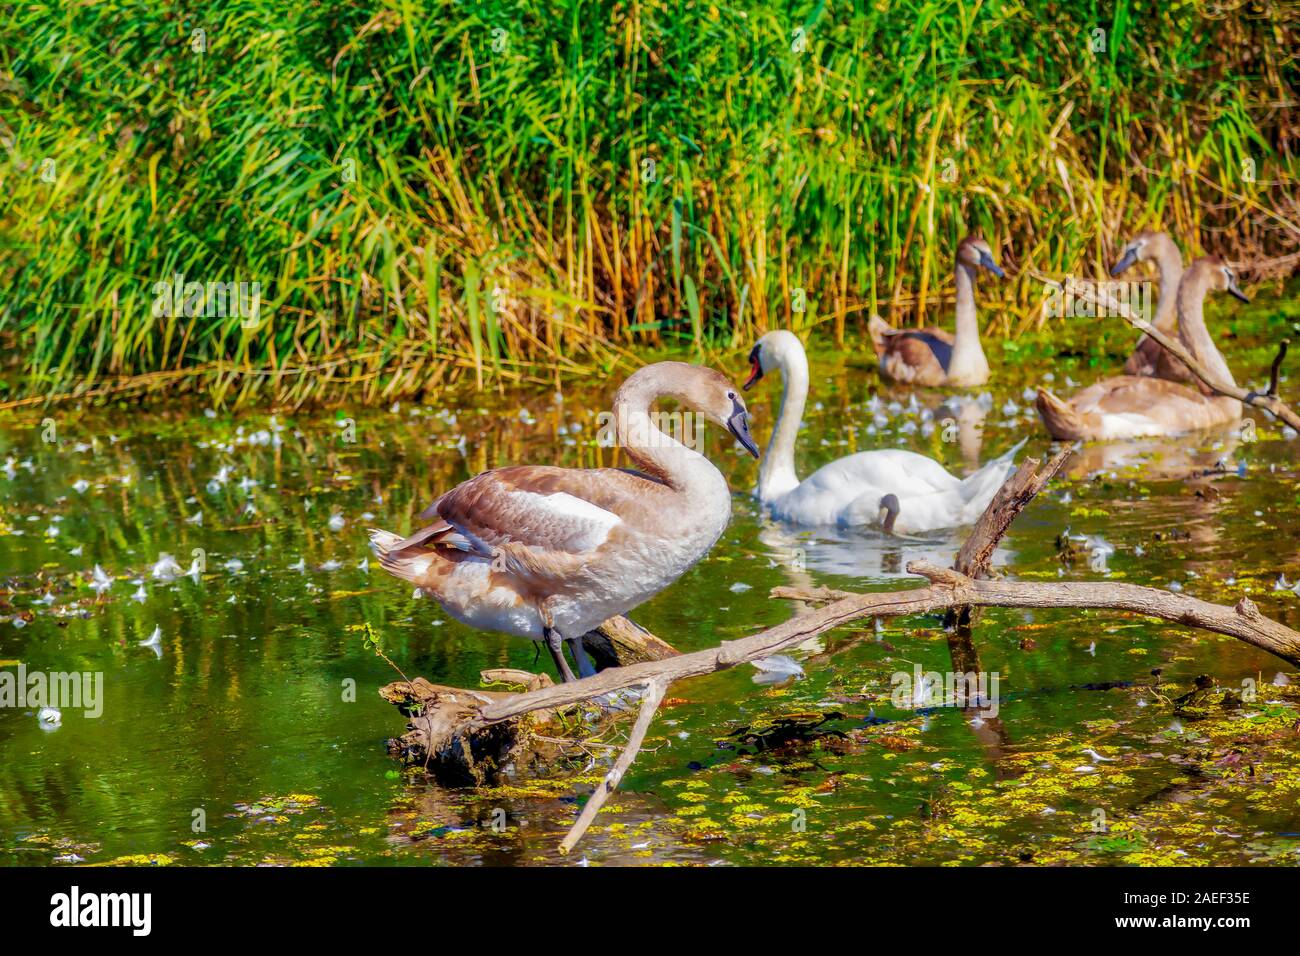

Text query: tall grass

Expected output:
[0,0,1296,405]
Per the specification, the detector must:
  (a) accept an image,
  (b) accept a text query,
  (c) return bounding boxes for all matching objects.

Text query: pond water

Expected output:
[3,294,1300,867]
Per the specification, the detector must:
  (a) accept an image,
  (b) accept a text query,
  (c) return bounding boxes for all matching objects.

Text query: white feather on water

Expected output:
[90,565,113,595]
[750,655,805,685]
[139,626,163,656]
[151,553,182,581]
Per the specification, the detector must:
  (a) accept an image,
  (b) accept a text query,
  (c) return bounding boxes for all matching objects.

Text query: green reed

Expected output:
[0,0,1294,404]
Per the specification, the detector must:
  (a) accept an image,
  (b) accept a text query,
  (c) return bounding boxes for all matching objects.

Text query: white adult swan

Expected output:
[369,362,760,682]
[744,330,1024,534]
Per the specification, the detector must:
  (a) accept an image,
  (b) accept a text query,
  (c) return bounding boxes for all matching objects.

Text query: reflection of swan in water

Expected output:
[756,521,824,653]
[1061,425,1242,481]
[936,393,992,472]
[1056,426,1244,572]
[758,521,818,592]
[757,518,1015,585]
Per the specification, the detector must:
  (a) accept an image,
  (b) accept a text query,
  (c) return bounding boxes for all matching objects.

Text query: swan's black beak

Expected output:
[743,344,763,391]
[1227,278,1250,303]
[878,493,900,534]
[1110,247,1138,277]
[728,397,760,458]
[978,250,1005,278]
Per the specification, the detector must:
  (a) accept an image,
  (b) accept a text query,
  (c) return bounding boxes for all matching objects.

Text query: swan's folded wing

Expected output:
[430,466,642,555]
[888,450,963,493]
[1084,376,1203,414]
[887,329,953,374]
[836,450,959,495]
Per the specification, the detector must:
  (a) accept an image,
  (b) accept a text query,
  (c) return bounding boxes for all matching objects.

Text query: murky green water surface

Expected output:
[3,293,1300,867]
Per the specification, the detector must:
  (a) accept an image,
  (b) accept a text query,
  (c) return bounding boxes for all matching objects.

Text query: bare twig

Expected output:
[776,561,1300,667]
[559,678,667,854]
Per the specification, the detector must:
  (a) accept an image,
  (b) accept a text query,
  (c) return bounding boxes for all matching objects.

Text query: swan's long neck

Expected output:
[756,346,808,502]
[1177,270,1238,390]
[613,379,723,497]
[946,263,989,385]
[1150,239,1184,332]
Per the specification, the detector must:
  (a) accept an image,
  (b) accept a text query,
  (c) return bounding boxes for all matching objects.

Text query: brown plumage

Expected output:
[869,318,953,386]
[1112,230,1194,384]
[1036,256,1248,442]
[1126,328,1193,383]
[368,361,760,682]
[1036,375,1240,441]
[869,235,1005,387]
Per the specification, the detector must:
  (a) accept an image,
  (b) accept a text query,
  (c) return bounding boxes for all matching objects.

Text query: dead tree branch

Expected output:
[1266,340,1289,399]
[1119,315,1300,431]
[946,448,1071,629]
[558,678,667,854]
[467,552,1300,849]
[775,563,1300,667]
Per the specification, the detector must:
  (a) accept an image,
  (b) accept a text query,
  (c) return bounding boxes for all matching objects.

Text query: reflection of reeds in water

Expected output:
[2,2,1296,404]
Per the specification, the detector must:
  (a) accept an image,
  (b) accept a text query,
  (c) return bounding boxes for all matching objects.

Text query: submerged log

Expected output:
[380,616,679,784]
[579,614,679,670]
[380,672,558,786]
